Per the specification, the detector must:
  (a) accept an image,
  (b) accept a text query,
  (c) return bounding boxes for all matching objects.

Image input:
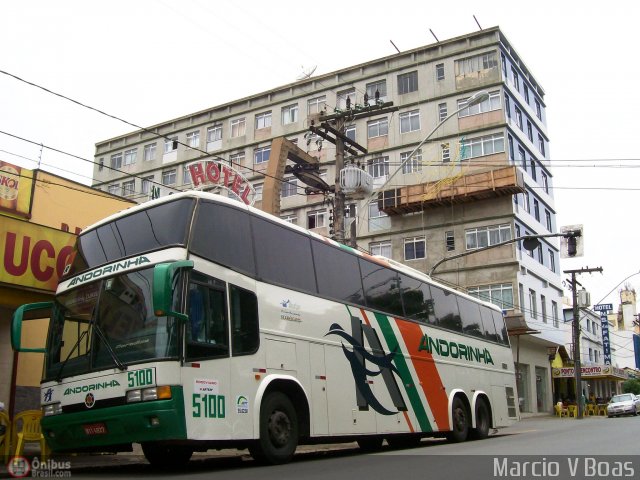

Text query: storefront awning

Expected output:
[552,365,628,380]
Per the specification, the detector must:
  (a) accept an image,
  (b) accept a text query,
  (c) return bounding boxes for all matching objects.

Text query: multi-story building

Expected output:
[91,27,564,414]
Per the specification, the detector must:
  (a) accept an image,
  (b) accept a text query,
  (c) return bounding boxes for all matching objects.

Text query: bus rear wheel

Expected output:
[470,399,490,440]
[250,392,299,464]
[446,397,469,443]
[141,443,193,468]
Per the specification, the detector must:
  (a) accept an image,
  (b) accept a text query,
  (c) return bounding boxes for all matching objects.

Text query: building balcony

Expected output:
[378,165,525,215]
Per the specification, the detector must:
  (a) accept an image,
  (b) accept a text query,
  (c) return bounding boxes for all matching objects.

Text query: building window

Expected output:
[282,104,298,125]
[445,231,455,251]
[337,88,356,110]
[435,63,445,80]
[345,125,356,141]
[230,118,246,138]
[465,224,511,250]
[541,295,547,323]
[366,80,386,103]
[511,66,520,92]
[527,121,533,142]
[501,52,507,78]
[162,169,176,185]
[367,118,388,138]
[281,214,297,224]
[523,84,530,104]
[186,131,200,148]
[530,160,537,181]
[143,143,156,162]
[508,135,514,161]
[442,143,451,163]
[108,184,120,195]
[457,91,501,117]
[123,148,137,166]
[207,124,222,143]
[229,152,245,167]
[397,71,418,94]
[467,283,514,311]
[404,236,426,260]
[533,199,540,222]
[110,152,122,169]
[164,136,178,154]
[370,240,391,258]
[545,210,552,231]
[535,99,542,120]
[281,177,297,198]
[367,156,389,179]
[183,165,192,185]
[552,301,559,328]
[438,102,448,122]
[505,94,511,119]
[255,111,272,130]
[307,210,326,229]
[538,134,546,156]
[460,133,505,160]
[515,107,523,130]
[308,95,326,114]
[401,150,422,174]
[368,201,390,231]
[522,192,530,213]
[141,176,154,195]
[455,51,498,75]
[541,172,549,193]
[122,180,135,197]
[254,146,271,164]
[549,249,556,272]
[399,110,420,133]
[529,289,537,319]
[98,158,104,171]
[253,184,263,201]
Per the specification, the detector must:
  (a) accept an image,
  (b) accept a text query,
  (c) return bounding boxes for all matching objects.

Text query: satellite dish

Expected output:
[297,65,317,80]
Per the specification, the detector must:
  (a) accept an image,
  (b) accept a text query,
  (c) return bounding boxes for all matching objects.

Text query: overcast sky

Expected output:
[1,0,638,308]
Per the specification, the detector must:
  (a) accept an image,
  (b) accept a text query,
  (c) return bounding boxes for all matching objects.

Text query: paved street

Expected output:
[3,414,639,479]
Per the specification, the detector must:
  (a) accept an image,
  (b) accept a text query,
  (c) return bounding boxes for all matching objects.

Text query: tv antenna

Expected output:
[297,65,317,80]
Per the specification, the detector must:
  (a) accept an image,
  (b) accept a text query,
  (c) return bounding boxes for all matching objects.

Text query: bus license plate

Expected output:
[83,422,107,436]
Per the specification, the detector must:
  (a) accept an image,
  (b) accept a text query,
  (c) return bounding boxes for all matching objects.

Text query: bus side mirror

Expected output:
[12,302,53,353]
[153,261,194,322]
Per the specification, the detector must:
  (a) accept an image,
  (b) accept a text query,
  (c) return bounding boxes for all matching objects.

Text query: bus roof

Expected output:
[81,190,502,313]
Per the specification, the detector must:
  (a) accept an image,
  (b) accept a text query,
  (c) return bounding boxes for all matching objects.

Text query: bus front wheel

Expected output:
[445,397,469,443]
[141,443,193,468]
[250,392,299,464]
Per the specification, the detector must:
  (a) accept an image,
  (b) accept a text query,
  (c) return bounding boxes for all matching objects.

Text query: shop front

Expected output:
[552,364,627,406]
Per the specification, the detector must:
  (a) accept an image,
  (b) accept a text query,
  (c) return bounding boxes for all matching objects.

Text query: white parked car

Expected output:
[607,393,640,417]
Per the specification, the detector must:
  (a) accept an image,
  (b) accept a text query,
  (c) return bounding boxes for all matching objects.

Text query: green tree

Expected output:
[621,379,640,395]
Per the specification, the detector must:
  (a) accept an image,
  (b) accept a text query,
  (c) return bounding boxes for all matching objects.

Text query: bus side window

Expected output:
[230,285,259,356]
[186,275,229,360]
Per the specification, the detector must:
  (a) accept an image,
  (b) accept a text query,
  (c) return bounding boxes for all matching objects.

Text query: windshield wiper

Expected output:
[56,328,88,382]
[93,321,127,371]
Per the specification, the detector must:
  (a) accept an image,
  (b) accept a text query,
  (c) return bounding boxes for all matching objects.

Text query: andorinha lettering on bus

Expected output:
[68,255,150,286]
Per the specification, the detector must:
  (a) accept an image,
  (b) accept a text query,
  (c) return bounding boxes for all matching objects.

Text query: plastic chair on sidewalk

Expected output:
[0,411,11,459]
[586,404,596,416]
[12,410,48,461]
[567,405,578,418]
[554,402,568,417]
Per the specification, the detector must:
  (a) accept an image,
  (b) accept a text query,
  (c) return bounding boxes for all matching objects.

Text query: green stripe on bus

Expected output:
[374,312,433,433]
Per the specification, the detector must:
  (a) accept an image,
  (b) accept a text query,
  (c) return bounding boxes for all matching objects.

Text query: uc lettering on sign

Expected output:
[1,216,76,291]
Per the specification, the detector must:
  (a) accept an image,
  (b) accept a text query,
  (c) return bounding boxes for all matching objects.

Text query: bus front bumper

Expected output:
[41,386,187,452]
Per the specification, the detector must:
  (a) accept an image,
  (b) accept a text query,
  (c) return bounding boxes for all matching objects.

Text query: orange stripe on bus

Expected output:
[396,320,450,431]
[402,410,415,433]
[359,308,371,326]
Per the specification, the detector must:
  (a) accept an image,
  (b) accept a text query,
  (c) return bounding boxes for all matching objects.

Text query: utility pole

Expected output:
[310,99,398,245]
[564,266,603,419]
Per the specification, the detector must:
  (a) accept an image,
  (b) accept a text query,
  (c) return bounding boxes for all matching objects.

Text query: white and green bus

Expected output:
[12,191,519,466]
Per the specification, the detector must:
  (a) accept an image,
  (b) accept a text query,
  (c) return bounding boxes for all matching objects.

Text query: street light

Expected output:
[373,90,489,197]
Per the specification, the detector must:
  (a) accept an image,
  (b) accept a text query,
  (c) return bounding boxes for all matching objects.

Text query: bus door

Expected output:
[181,272,232,440]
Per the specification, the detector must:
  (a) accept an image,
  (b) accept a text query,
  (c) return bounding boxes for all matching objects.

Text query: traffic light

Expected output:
[560,225,583,258]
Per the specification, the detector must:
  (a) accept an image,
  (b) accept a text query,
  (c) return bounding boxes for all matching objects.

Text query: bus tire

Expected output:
[470,398,490,440]
[357,436,384,452]
[141,443,193,468]
[250,392,299,464]
[446,396,469,443]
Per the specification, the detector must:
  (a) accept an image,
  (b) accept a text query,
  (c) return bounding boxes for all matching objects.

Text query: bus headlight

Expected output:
[127,386,172,403]
[42,403,62,416]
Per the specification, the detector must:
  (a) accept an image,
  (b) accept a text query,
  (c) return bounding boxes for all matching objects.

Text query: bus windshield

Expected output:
[45,267,180,381]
